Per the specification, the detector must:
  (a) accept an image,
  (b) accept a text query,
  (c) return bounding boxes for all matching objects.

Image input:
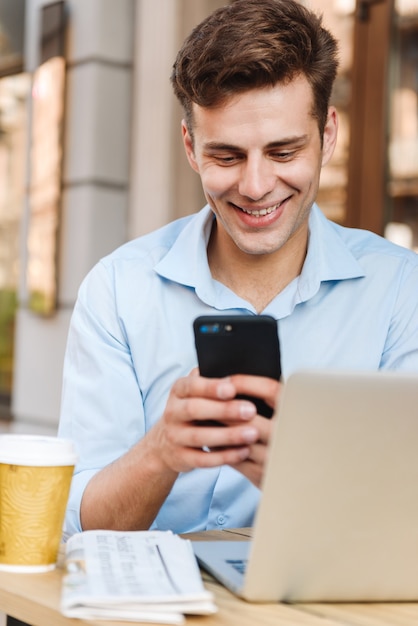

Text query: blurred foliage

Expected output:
[29,290,55,316]
[0,288,17,396]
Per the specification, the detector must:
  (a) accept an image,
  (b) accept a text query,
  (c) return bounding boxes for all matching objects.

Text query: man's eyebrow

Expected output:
[202,136,309,151]
[203,142,242,151]
[266,135,308,150]
[266,135,309,148]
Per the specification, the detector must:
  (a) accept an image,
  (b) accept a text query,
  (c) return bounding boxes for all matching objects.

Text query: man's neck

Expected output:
[207,223,308,313]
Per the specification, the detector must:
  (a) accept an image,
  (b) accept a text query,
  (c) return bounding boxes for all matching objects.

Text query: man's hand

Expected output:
[80,369,280,531]
[228,414,274,487]
[151,370,260,473]
[225,374,280,487]
[152,370,281,485]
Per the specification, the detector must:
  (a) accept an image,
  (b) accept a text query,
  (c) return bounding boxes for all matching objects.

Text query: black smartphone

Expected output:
[193,315,281,419]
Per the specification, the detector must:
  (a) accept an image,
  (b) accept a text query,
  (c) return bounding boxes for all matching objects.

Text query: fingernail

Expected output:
[237,447,250,460]
[240,402,256,419]
[241,427,258,443]
[217,380,235,399]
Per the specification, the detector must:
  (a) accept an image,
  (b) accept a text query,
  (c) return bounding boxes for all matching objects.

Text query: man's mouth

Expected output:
[238,201,283,217]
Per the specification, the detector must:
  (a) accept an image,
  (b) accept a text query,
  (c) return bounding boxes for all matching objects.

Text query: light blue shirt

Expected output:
[59,204,418,537]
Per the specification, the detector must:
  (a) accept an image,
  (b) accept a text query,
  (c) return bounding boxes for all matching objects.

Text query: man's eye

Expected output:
[272,151,293,160]
[214,155,238,164]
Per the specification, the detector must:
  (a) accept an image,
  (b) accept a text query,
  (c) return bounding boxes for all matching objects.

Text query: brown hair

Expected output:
[171,0,339,138]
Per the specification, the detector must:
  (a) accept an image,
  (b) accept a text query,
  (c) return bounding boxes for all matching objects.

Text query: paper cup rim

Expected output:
[0,434,77,466]
[0,562,56,573]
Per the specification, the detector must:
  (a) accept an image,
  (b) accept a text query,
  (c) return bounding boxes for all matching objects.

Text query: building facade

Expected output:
[2,0,417,429]
[10,0,224,428]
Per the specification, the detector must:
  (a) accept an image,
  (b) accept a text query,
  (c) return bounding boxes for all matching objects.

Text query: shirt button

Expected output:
[217,515,225,525]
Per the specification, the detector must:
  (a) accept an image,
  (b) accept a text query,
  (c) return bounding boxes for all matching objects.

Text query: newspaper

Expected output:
[60,529,217,624]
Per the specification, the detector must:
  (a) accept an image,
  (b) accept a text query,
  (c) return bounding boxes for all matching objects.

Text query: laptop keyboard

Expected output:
[226,558,248,575]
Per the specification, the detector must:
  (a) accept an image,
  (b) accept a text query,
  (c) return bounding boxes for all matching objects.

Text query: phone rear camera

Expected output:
[199,324,220,333]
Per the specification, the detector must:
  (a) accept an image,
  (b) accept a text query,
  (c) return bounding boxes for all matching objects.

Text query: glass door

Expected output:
[306,0,355,227]
[385,0,418,251]
[0,73,30,408]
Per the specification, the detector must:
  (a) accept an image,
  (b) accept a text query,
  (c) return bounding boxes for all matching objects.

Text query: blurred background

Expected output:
[0,0,416,431]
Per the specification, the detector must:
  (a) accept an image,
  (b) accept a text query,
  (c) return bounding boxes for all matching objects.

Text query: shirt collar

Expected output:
[155,204,365,309]
[297,204,365,300]
[155,205,213,285]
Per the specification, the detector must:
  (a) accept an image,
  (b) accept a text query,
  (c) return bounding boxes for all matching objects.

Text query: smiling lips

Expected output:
[236,199,287,218]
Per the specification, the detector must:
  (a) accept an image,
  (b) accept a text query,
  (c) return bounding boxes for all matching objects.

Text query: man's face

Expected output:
[182,75,338,260]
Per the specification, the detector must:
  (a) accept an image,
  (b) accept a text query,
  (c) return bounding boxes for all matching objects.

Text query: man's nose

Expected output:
[237,157,276,201]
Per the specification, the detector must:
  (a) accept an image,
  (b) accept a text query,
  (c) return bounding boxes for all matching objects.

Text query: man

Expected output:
[58,0,418,538]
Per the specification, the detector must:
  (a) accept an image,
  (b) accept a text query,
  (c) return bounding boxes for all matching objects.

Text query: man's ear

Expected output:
[321,106,338,167]
[182,120,199,173]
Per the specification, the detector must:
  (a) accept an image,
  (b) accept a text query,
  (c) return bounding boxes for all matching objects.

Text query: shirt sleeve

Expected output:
[58,259,146,537]
[380,257,418,371]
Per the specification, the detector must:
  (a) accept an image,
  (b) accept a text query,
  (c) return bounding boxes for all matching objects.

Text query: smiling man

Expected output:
[58,0,418,537]
[182,75,338,311]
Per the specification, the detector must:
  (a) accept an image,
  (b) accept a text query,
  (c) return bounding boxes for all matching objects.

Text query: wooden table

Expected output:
[1,528,418,626]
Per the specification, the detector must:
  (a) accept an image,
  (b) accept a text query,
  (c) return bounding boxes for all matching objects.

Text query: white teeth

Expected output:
[242,203,279,217]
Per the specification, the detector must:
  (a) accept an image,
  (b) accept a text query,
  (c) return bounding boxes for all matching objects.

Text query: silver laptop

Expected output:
[193,369,418,603]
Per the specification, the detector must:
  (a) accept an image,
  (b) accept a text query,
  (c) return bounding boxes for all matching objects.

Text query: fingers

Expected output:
[229,456,264,487]
[174,420,259,450]
[229,375,281,414]
[152,416,257,474]
[228,440,268,488]
[252,413,274,445]
[173,372,281,420]
[228,416,275,487]
[174,373,236,401]
[157,372,280,477]
[170,375,257,426]
[174,441,253,470]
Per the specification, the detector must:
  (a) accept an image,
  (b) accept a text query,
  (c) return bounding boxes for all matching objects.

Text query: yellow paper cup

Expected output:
[0,434,77,572]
